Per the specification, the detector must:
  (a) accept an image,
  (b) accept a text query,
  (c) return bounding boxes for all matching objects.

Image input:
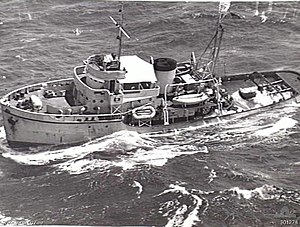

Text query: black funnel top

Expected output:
[154,58,177,71]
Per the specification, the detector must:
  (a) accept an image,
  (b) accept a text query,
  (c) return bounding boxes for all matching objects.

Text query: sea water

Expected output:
[0,1,299,226]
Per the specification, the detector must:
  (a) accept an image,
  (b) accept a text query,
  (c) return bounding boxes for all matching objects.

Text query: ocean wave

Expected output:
[290,161,300,166]
[228,184,276,200]
[254,117,297,137]
[148,102,299,147]
[56,143,208,175]
[1,130,152,166]
[158,184,205,227]
[1,130,208,175]
[227,184,300,204]
[0,1,299,225]
[157,183,300,226]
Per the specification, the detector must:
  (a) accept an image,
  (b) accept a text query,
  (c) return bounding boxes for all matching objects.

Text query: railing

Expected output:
[2,78,73,102]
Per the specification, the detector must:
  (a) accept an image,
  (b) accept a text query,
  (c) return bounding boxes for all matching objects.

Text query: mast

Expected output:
[118,3,124,60]
[109,3,130,69]
[211,1,229,76]
[197,2,230,77]
[211,21,223,76]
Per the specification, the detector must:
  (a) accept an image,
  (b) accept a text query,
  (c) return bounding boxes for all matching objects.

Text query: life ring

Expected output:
[132,106,156,120]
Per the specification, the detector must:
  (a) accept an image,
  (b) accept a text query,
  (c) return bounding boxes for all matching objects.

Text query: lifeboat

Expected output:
[172,93,209,105]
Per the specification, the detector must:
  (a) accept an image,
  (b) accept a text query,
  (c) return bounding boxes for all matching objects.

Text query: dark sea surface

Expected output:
[0,1,300,226]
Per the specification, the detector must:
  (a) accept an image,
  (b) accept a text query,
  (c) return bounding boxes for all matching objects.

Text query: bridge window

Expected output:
[141,82,151,89]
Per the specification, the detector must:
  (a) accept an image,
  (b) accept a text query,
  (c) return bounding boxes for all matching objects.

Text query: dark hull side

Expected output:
[1,70,300,147]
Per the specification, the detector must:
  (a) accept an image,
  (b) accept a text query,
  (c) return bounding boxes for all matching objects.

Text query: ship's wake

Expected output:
[1,130,208,175]
[148,107,298,151]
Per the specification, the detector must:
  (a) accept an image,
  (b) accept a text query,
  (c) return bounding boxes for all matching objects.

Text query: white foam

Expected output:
[15,55,26,61]
[290,161,300,166]
[2,144,91,166]
[56,158,111,175]
[132,181,143,197]
[0,126,6,139]
[73,28,82,36]
[231,91,252,110]
[255,117,297,137]
[0,212,31,225]
[182,194,202,227]
[232,88,293,110]
[2,130,152,166]
[251,170,271,179]
[111,145,208,171]
[267,2,273,13]
[158,184,190,196]
[147,120,228,139]
[45,132,208,174]
[254,2,259,16]
[20,38,38,43]
[160,184,203,227]
[222,103,299,138]
[165,204,188,227]
[27,13,32,20]
[208,169,217,184]
[260,11,268,23]
[230,184,276,200]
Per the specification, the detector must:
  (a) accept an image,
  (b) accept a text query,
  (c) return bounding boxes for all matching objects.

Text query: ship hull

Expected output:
[1,105,125,146]
[2,95,299,147]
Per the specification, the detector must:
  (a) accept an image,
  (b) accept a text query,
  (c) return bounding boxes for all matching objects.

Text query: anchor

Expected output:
[8,116,18,131]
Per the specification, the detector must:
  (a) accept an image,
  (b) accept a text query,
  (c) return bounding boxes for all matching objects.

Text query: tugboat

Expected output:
[1,3,300,146]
